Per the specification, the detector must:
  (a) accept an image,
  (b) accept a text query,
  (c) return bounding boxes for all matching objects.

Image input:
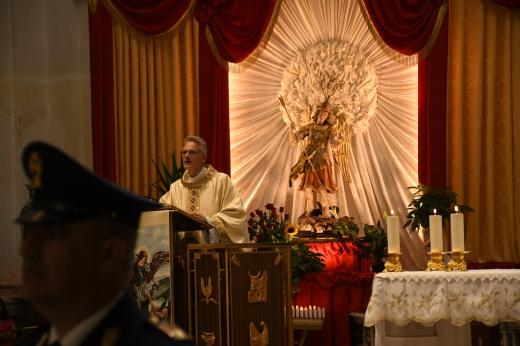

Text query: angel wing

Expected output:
[146,250,169,282]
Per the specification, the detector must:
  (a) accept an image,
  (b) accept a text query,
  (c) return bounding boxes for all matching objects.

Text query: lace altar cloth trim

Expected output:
[364,269,520,327]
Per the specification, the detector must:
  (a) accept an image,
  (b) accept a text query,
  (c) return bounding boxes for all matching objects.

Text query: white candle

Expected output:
[313,306,317,318]
[322,307,326,318]
[429,209,443,253]
[450,206,465,252]
[386,210,400,253]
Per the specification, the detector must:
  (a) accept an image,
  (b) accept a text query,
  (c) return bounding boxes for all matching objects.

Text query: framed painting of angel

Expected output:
[134,210,172,323]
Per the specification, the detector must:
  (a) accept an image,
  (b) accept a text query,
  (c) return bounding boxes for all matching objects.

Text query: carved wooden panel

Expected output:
[194,252,221,346]
[228,250,287,346]
[188,244,292,346]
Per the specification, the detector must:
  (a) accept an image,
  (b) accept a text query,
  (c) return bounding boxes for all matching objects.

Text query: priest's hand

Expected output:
[189,212,208,225]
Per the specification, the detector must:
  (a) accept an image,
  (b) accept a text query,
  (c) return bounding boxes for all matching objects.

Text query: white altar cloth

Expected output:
[364,269,520,346]
[364,269,520,327]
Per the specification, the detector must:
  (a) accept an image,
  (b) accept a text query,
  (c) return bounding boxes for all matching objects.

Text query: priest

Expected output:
[159,136,248,243]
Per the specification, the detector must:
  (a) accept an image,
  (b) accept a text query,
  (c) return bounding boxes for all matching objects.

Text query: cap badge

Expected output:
[28,151,43,189]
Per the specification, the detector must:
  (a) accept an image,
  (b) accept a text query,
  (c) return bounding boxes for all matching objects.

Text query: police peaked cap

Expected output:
[17,141,161,227]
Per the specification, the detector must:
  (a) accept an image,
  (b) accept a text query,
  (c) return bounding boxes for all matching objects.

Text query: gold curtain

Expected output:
[447,0,520,262]
[112,13,198,197]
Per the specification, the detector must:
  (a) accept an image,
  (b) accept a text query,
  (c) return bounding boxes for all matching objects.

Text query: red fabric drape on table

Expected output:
[194,0,278,63]
[362,0,445,56]
[293,242,374,346]
[108,0,191,35]
[418,9,448,187]
[89,2,116,181]
[198,32,231,174]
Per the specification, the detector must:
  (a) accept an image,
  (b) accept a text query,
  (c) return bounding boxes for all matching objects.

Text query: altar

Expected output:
[364,269,520,345]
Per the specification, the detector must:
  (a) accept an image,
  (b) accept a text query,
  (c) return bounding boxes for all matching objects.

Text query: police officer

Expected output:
[16,142,193,346]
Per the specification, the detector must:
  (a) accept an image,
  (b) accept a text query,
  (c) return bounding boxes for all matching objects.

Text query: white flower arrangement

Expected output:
[280,40,378,133]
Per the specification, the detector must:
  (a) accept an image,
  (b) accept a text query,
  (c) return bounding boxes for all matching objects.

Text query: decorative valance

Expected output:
[194,0,283,67]
[89,0,192,37]
[359,0,447,65]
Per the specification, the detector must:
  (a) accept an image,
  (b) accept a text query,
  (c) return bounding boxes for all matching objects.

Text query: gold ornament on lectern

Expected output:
[426,252,446,271]
[200,276,217,305]
[383,253,402,272]
[249,321,269,346]
[201,331,216,346]
[447,251,468,271]
[248,270,268,303]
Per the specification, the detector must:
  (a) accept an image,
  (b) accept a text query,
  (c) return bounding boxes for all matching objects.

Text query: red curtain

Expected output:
[194,0,279,63]
[293,242,374,346]
[362,0,445,56]
[89,2,116,181]
[198,33,231,174]
[362,0,448,186]
[194,0,280,174]
[89,0,280,178]
[418,10,448,187]
[108,0,191,35]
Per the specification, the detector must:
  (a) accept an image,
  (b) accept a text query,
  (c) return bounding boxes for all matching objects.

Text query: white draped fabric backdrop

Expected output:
[229,0,427,269]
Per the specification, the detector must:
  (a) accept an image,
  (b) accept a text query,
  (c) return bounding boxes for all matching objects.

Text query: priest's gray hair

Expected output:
[184,135,207,155]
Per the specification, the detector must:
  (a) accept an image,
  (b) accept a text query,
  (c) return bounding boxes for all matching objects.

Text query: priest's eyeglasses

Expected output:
[181,149,202,156]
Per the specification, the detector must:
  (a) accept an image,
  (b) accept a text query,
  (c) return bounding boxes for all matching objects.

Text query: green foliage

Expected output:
[404,184,474,231]
[355,221,387,272]
[150,153,185,200]
[333,216,359,238]
[247,203,324,289]
[290,243,324,288]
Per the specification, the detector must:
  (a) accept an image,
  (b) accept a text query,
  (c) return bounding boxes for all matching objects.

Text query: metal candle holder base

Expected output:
[426,252,446,271]
[384,253,403,272]
[447,251,469,271]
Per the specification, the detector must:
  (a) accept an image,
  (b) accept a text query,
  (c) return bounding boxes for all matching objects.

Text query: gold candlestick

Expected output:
[384,253,402,272]
[426,252,446,271]
[447,251,468,271]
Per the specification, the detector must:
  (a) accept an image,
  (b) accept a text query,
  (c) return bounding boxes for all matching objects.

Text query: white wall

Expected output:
[0,0,91,283]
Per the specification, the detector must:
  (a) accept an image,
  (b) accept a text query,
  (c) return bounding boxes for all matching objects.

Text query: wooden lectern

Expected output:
[136,207,212,331]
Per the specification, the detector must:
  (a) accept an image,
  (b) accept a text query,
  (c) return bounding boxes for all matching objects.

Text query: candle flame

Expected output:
[433,208,437,214]
[391,209,395,216]
[455,205,459,212]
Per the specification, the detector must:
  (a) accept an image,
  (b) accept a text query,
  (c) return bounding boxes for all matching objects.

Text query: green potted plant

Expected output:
[149,153,185,200]
[404,184,474,231]
[355,221,387,272]
[333,216,359,239]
